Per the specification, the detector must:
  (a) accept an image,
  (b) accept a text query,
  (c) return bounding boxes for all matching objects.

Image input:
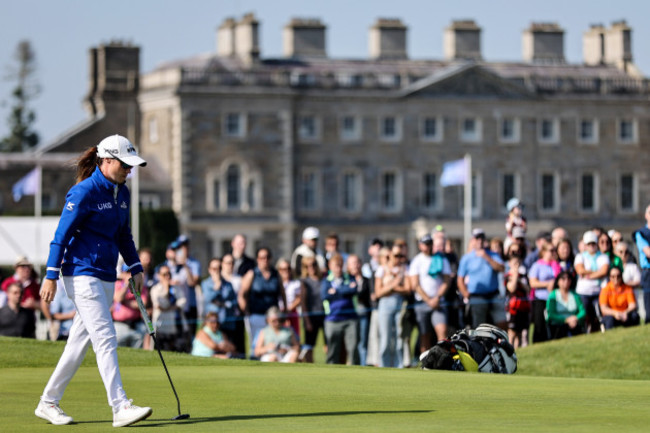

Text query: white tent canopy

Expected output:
[0,217,59,267]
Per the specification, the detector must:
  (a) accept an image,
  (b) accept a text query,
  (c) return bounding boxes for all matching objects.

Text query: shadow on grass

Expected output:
[76,410,433,427]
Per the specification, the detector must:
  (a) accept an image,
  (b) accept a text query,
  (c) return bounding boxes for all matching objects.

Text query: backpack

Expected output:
[419,324,518,374]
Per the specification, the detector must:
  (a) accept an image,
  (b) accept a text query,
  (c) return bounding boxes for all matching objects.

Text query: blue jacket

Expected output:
[321,273,358,322]
[45,168,142,282]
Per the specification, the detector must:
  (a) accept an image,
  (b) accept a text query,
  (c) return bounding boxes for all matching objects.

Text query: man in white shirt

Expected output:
[408,234,451,353]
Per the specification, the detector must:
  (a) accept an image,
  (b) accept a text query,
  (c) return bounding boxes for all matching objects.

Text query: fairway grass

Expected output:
[2,326,650,432]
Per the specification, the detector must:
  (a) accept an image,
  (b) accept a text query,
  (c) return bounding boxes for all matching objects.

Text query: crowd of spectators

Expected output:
[2,200,650,367]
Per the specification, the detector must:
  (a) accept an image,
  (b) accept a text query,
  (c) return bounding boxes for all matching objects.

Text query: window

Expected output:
[421,117,442,142]
[226,165,240,209]
[499,117,520,143]
[225,112,246,137]
[422,173,439,210]
[620,173,636,212]
[379,116,401,142]
[618,119,637,144]
[340,116,361,141]
[578,119,598,144]
[460,117,482,143]
[501,173,519,211]
[381,171,402,212]
[290,72,315,87]
[299,171,319,211]
[538,118,559,144]
[580,172,598,212]
[298,115,319,140]
[341,171,362,212]
[540,173,558,212]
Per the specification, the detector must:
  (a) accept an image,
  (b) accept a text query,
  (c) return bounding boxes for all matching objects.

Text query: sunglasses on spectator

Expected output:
[222,260,233,265]
[278,267,290,271]
[160,272,171,277]
[392,253,405,258]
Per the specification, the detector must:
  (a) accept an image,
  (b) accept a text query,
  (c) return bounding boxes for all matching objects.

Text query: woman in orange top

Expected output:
[599,267,640,330]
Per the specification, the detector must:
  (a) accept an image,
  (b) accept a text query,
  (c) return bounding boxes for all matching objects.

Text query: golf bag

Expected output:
[419,324,517,374]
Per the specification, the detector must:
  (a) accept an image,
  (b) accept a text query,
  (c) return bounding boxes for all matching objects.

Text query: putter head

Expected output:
[173,414,190,421]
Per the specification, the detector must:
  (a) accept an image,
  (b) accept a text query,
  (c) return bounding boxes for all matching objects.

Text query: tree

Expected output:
[1,40,40,152]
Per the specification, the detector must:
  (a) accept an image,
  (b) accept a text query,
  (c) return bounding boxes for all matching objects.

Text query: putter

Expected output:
[128,278,190,421]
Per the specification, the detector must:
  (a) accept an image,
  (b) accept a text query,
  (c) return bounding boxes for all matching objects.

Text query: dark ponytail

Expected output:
[75,146,99,184]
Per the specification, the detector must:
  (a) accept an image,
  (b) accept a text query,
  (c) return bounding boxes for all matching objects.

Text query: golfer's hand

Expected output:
[131,272,144,294]
[40,279,57,304]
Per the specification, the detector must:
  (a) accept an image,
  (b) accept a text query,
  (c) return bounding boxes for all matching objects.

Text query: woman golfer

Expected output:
[35,135,152,427]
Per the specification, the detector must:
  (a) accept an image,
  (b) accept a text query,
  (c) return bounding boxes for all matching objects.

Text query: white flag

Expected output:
[12,167,41,202]
[440,158,468,187]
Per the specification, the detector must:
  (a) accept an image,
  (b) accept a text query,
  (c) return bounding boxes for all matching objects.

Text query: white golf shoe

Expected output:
[112,400,152,427]
[34,401,73,425]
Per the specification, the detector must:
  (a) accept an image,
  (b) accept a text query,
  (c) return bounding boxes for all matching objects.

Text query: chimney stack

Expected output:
[444,20,482,61]
[583,24,606,65]
[234,13,260,65]
[369,18,408,60]
[216,17,237,57]
[283,18,327,58]
[522,22,565,63]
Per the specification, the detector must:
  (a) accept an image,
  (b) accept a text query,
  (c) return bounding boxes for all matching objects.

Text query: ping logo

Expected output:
[66,202,75,211]
[98,202,113,210]
[121,201,128,209]
[107,149,119,155]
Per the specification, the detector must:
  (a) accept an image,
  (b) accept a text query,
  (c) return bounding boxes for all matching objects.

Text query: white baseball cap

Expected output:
[582,231,598,245]
[97,134,147,167]
[302,226,320,240]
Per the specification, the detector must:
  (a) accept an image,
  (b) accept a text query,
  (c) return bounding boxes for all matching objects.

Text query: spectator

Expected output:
[219,253,246,355]
[291,226,326,274]
[201,258,240,353]
[392,238,415,367]
[150,265,187,351]
[633,204,650,324]
[324,232,349,269]
[138,248,156,291]
[524,231,551,270]
[48,281,76,341]
[575,231,609,333]
[321,253,359,365]
[299,256,325,363]
[490,237,507,297]
[609,230,623,250]
[599,267,640,330]
[172,235,201,334]
[1,256,41,311]
[556,238,577,290]
[546,271,585,339]
[408,234,450,354]
[598,232,623,273]
[111,269,147,348]
[528,243,561,343]
[504,255,530,348]
[551,227,569,248]
[457,228,507,330]
[231,234,255,277]
[254,306,300,363]
[616,241,643,321]
[276,258,301,337]
[375,244,410,368]
[504,198,527,252]
[191,311,236,358]
[365,246,391,367]
[442,236,463,335]
[361,238,384,282]
[238,247,287,358]
[0,282,36,338]
[347,254,372,366]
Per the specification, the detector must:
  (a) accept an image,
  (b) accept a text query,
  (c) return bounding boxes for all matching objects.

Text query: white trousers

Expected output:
[41,276,128,412]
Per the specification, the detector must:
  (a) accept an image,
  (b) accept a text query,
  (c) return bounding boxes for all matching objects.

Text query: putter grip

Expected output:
[129,277,155,336]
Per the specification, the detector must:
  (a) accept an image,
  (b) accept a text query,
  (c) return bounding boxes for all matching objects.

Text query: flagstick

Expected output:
[463,153,472,253]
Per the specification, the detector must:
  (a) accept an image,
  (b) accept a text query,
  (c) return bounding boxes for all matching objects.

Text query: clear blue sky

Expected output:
[1,0,648,145]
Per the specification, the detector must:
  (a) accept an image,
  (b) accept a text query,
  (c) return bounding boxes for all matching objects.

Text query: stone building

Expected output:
[2,15,649,267]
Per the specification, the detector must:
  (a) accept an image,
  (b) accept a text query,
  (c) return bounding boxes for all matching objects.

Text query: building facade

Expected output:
[1,16,649,267]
